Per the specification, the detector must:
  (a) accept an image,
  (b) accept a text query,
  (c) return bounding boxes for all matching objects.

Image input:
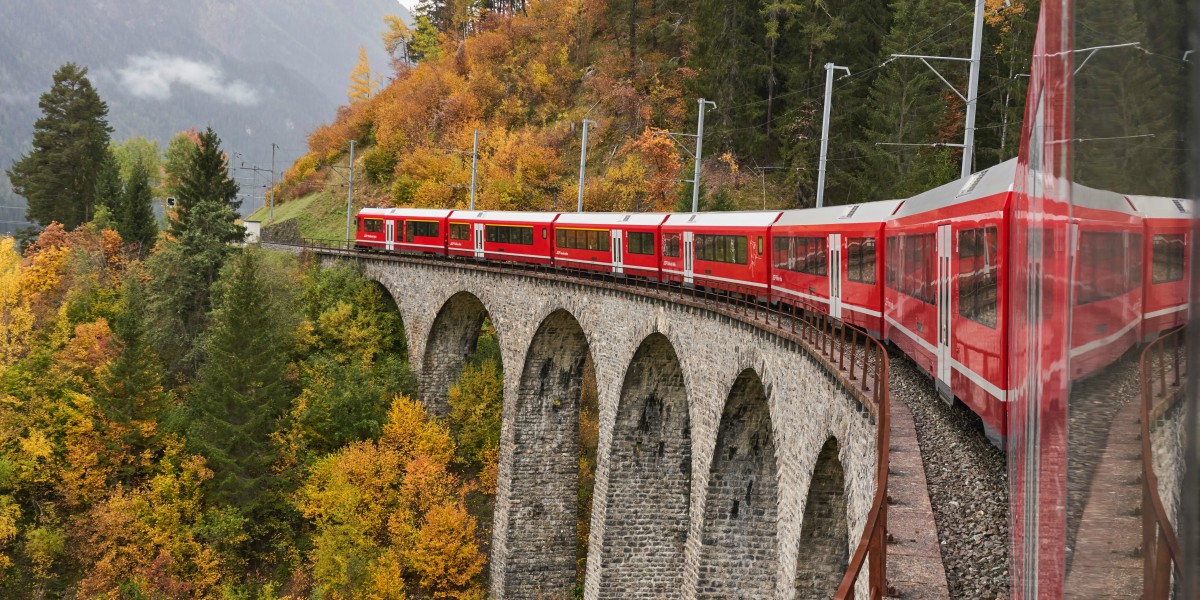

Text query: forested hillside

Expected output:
[270,0,1036,227]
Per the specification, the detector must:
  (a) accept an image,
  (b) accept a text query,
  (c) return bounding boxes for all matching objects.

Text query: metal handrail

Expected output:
[1140,325,1186,600]
[286,238,891,596]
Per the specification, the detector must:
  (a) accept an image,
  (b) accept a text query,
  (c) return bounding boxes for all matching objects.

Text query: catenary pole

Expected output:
[692,98,716,212]
[470,130,481,210]
[269,143,277,222]
[817,63,851,208]
[577,119,594,212]
[962,0,985,178]
[344,140,355,244]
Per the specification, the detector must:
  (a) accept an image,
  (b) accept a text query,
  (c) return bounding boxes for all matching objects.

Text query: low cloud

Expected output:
[118,53,259,106]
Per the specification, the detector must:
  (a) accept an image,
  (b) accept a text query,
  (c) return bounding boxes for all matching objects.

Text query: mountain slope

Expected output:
[0,0,410,233]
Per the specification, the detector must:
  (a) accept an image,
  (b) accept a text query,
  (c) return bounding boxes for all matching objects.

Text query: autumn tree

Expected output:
[349,46,375,103]
[161,129,201,200]
[186,249,293,515]
[7,63,113,229]
[112,136,163,190]
[383,15,414,68]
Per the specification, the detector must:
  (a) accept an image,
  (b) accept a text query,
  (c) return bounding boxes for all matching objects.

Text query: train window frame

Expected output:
[1152,233,1185,284]
[1076,230,1139,304]
[628,231,655,255]
[694,234,749,265]
[958,226,998,328]
[772,236,827,276]
[885,232,935,304]
[846,237,877,284]
[408,220,439,240]
[363,218,384,233]
[663,233,681,258]
[485,224,535,246]
[450,222,470,241]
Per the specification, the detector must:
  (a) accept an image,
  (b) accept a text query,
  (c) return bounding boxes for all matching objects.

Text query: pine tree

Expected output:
[187,249,293,512]
[7,63,112,229]
[147,127,242,374]
[348,46,374,103]
[119,162,159,253]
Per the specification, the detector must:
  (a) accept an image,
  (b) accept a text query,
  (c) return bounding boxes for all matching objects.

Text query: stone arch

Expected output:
[505,309,592,599]
[598,333,691,598]
[362,277,410,357]
[697,368,779,599]
[421,290,495,418]
[794,437,849,599]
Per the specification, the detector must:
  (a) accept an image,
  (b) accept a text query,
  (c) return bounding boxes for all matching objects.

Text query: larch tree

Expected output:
[118,162,159,254]
[7,63,112,229]
[382,15,413,68]
[348,46,375,103]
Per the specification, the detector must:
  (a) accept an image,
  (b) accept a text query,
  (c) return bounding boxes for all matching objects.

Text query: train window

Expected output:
[958,227,998,328]
[542,228,547,239]
[363,218,384,233]
[663,233,681,257]
[485,225,535,245]
[450,223,470,240]
[1152,234,1185,283]
[772,236,827,276]
[408,221,438,239]
[1076,231,1140,304]
[628,232,655,255]
[757,236,764,255]
[886,233,935,304]
[556,229,610,251]
[695,234,748,265]
[847,237,876,284]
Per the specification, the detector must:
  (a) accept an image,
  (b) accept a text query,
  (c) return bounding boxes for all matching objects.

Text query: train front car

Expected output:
[445,211,557,265]
[551,212,670,278]
[1066,185,1144,380]
[770,200,903,339]
[1128,196,1192,341]
[885,159,1014,448]
[660,211,782,300]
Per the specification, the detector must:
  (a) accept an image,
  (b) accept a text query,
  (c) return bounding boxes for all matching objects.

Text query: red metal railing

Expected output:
[1140,325,1186,600]
[286,238,891,597]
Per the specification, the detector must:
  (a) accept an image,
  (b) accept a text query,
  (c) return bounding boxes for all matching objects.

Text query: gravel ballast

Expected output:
[889,348,1010,599]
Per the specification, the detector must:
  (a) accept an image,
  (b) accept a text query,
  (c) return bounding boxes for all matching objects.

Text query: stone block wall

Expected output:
[293,250,881,600]
[793,437,849,599]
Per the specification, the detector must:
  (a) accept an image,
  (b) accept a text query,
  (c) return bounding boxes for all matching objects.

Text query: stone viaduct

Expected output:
[294,247,881,600]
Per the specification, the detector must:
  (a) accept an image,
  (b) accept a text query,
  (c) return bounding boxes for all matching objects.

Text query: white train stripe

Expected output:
[885,315,938,355]
[951,359,1007,402]
[1145,303,1188,319]
[1068,316,1142,359]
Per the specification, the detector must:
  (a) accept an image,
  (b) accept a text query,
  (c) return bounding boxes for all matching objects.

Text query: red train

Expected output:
[353,158,1190,448]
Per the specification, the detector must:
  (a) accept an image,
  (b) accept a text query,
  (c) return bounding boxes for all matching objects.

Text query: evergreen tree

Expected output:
[147,127,242,374]
[7,63,112,229]
[92,148,123,228]
[100,270,169,466]
[119,163,159,253]
[187,249,293,512]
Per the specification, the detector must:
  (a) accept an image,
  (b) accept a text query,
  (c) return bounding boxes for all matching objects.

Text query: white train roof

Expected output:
[1126,195,1193,219]
[1071,182,1139,215]
[554,212,670,227]
[774,199,904,227]
[359,207,455,218]
[662,210,783,228]
[892,159,1018,219]
[448,210,559,223]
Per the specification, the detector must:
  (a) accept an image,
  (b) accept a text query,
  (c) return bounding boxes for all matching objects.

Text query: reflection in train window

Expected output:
[1152,234,1185,284]
[959,227,998,328]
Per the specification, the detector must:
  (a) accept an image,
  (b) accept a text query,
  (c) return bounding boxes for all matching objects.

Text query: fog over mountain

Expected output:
[0,0,410,233]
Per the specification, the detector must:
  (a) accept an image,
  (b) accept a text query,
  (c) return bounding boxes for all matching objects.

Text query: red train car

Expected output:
[1066,183,1144,379]
[1128,195,1192,340]
[884,160,1013,446]
[660,211,782,298]
[358,208,453,254]
[445,211,557,265]
[550,212,669,278]
[769,200,903,338]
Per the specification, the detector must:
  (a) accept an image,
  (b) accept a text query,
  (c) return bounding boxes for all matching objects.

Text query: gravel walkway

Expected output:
[889,349,1010,599]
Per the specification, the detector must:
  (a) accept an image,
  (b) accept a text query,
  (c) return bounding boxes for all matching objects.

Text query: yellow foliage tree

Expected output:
[403,502,485,599]
[348,46,375,103]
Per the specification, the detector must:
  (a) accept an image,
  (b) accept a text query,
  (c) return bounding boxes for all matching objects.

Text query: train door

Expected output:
[683,231,695,285]
[386,220,396,251]
[473,223,485,258]
[936,224,954,387]
[611,229,624,275]
[829,233,843,319]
